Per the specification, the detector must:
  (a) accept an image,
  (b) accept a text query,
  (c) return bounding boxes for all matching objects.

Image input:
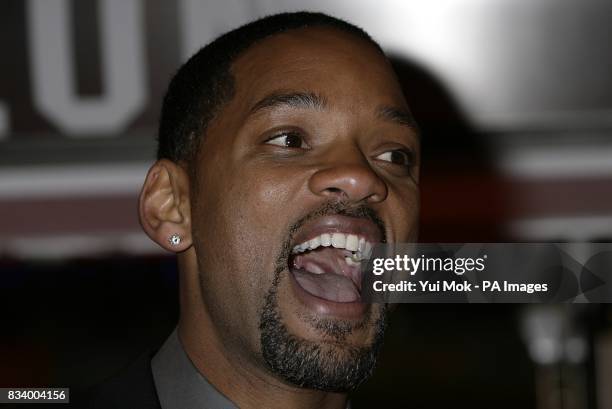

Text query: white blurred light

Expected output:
[511,216,612,241]
[529,337,562,365]
[0,162,150,199]
[499,144,612,178]
[565,336,588,364]
[1,232,162,259]
[521,306,564,365]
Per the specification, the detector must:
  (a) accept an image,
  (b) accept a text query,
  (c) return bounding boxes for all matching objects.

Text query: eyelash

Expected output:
[264,131,415,169]
[264,131,309,149]
[374,149,415,168]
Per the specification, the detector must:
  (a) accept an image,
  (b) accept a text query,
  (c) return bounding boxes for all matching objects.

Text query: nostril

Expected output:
[309,165,388,204]
[324,187,344,196]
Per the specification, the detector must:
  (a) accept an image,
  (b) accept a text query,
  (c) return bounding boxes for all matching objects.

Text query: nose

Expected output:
[308,148,388,204]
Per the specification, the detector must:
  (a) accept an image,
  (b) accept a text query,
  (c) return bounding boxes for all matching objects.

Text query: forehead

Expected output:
[230,27,407,111]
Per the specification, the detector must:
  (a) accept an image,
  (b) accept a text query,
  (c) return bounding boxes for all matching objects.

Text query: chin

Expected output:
[259,271,388,392]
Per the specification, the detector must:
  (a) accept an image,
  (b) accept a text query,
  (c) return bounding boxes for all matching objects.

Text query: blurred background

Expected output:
[1,0,612,408]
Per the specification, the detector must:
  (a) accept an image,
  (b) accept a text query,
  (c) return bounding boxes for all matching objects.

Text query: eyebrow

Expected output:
[376,105,420,132]
[248,90,419,135]
[249,91,327,116]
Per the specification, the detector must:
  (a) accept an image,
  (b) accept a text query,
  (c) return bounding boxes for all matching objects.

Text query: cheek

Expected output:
[239,168,308,268]
[388,183,420,241]
[197,163,302,282]
[189,165,291,349]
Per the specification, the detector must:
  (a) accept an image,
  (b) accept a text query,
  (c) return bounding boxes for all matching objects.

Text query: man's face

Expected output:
[188,27,419,391]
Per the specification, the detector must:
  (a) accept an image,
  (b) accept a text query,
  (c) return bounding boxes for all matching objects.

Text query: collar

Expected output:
[151,329,237,409]
[152,329,352,409]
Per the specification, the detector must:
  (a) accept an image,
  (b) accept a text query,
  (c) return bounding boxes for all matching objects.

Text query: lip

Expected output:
[288,266,369,320]
[291,214,383,248]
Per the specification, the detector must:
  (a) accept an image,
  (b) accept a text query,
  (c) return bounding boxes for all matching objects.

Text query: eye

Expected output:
[375,149,415,167]
[264,131,308,149]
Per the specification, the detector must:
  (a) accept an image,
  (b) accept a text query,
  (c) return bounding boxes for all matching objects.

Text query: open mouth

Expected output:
[288,217,379,304]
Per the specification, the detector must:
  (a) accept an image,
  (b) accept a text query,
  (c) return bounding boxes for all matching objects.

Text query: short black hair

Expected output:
[157,11,384,165]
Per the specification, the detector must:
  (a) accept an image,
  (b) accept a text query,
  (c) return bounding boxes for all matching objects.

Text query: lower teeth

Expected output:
[345,255,362,266]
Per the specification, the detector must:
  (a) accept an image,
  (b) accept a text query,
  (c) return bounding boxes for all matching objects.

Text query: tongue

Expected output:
[291,247,360,303]
[293,270,359,302]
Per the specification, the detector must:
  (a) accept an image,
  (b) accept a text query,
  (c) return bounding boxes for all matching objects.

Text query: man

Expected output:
[90,11,419,409]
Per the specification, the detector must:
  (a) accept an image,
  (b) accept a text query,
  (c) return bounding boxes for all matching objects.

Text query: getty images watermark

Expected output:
[360,243,612,303]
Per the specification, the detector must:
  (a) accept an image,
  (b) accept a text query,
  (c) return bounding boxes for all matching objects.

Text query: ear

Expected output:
[139,159,192,252]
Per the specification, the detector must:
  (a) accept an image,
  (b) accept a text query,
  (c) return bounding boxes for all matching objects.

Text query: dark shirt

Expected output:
[84,351,161,409]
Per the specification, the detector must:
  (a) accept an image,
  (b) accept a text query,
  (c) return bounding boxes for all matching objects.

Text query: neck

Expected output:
[177,252,349,409]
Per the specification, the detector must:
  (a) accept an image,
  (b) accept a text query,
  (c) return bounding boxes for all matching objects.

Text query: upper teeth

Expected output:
[292,233,374,260]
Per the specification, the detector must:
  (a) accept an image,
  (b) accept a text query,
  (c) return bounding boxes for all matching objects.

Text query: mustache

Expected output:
[287,201,387,245]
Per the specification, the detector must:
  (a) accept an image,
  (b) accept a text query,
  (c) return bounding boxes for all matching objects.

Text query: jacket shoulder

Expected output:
[83,351,161,409]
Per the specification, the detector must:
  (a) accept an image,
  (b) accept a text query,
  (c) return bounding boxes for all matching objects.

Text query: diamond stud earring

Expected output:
[168,233,181,246]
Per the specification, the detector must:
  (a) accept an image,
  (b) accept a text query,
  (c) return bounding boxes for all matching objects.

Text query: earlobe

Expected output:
[139,159,192,252]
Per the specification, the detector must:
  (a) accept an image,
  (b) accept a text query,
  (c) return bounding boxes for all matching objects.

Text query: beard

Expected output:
[259,282,387,392]
[258,202,388,392]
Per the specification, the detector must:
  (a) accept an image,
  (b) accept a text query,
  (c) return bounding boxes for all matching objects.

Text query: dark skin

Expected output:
[139,27,419,409]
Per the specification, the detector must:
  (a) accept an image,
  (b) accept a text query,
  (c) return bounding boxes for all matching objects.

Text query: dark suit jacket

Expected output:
[83,352,161,409]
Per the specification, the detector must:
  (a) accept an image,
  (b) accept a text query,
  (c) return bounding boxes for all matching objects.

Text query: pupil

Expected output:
[391,151,406,165]
[285,133,302,148]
